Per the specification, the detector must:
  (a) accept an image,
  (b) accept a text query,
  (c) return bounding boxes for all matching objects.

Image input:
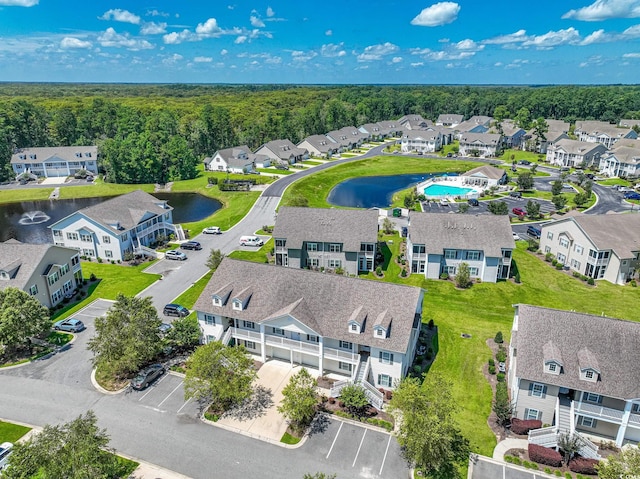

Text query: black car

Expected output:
[467,198,479,206]
[131,364,165,390]
[180,241,202,251]
[509,191,523,198]
[163,303,190,317]
[527,226,542,239]
[519,160,531,165]
[401,226,408,238]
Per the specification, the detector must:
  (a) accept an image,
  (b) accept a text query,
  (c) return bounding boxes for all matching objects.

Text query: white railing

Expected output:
[628,413,640,426]
[528,427,559,448]
[575,401,625,422]
[329,379,351,398]
[173,224,186,241]
[575,432,601,459]
[230,327,261,341]
[360,356,371,383]
[360,379,384,410]
[221,328,232,346]
[350,354,362,380]
[135,245,158,258]
[265,335,320,355]
[324,347,359,363]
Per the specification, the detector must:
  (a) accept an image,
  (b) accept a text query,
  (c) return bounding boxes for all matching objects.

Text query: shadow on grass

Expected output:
[378,241,392,271]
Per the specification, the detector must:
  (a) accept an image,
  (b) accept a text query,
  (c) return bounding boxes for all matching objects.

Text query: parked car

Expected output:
[159,323,172,336]
[624,191,640,200]
[86,175,94,182]
[0,442,13,472]
[509,191,522,198]
[239,235,264,247]
[519,160,531,165]
[165,250,187,261]
[401,226,408,238]
[180,241,202,251]
[512,207,526,217]
[585,173,595,180]
[275,164,289,170]
[131,364,165,390]
[203,226,221,234]
[467,198,479,206]
[512,232,520,241]
[527,226,542,239]
[53,318,85,333]
[446,153,453,158]
[163,303,190,317]
[560,166,570,172]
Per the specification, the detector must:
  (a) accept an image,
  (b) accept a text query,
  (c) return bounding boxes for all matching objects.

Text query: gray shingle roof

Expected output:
[514,305,640,399]
[542,341,563,366]
[456,116,493,132]
[553,138,606,155]
[575,120,634,138]
[436,114,464,124]
[608,145,640,165]
[273,207,379,251]
[402,130,440,141]
[11,146,97,165]
[259,139,308,160]
[408,212,514,257]
[298,135,339,154]
[0,240,67,290]
[194,258,423,353]
[463,165,506,180]
[459,132,502,146]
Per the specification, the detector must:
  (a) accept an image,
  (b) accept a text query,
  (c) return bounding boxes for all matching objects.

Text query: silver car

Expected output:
[0,442,13,472]
[165,250,187,261]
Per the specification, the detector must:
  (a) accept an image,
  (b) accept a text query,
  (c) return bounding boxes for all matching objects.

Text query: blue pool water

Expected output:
[423,184,473,197]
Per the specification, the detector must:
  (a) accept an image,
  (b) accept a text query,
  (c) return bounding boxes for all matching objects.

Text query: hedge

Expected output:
[511,418,543,435]
[528,444,563,467]
[569,457,599,475]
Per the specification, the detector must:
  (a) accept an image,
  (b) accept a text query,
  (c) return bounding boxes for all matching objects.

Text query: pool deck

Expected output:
[418,176,480,199]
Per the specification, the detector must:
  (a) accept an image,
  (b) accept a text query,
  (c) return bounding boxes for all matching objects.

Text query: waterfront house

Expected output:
[11,146,98,179]
[255,139,308,165]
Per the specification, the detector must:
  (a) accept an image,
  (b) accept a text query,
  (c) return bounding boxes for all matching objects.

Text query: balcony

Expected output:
[265,335,319,355]
[626,412,640,428]
[324,347,359,363]
[575,401,625,423]
[230,327,261,342]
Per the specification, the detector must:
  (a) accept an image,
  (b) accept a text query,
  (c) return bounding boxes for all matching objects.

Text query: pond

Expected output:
[0,192,222,244]
[327,173,436,208]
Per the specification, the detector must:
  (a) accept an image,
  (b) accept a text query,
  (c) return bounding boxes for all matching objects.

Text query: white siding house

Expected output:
[11,146,98,178]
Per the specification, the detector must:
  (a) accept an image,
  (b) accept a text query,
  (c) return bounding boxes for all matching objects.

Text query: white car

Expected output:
[165,250,187,261]
[203,226,221,234]
[0,442,13,472]
[512,232,520,241]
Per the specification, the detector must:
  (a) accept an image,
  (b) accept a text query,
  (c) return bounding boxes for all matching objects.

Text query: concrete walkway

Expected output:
[492,438,529,460]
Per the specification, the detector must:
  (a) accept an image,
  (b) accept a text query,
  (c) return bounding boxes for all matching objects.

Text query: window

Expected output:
[525,408,541,421]
[80,233,92,242]
[233,300,242,310]
[213,297,222,306]
[547,232,554,240]
[104,250,113,258]
[121,233,128,241]
[632,403,640,413]
[531,383,545,397]
[29,284,38,295]
[575,244,584,254]
[307,258,319,267]
[559,237,569,248]
[306,334,318,343]
[51,289,62,304]
[71,255,79,266]
[585,370,594,379]
[579,416,597,428]
[376,328,385,337]
[378,374,392,388]
[469,267,479,276]
[60,264,69,275]
[204,315,215,325]
[413,245,426,254]
[379,351,394,364]
[444,249,456,259]
[242,320,255,329]
[544,246,551,253]
[466,251,481,261]
[273,327,285,336]
[306,243,318,252]
[339,340,352,350]
[53,230,63,238]
[360,243,375,253]
[571,259,581,270]
[585,393,601,403]
[82,249,95,257]
[548,363,557,372]
[350,324,358,331]
[446,265,456,275]
[66,232,78,241]
[245,340,256,349]
[275,239,286,248]
[339,362,352,372]
[329,243,342,253]
[48,272,59,286]
[63,280,73,293]
[557,253,566,263]
[102,236,111,244]
[328,259,341,268]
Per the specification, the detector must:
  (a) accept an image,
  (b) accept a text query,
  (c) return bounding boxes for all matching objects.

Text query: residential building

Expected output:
[400,130,442,153]
[0,239,83,308]
[436,114,463,127]
[461,165,508,188]
[49,190,176,261]
[574,121,637,149]
[425,125,453,145]
[407,212,514,282]
[326,127,363,150]
[376,120,405,137]
[599,139,640,177]
[540,213,640,284]
[398,114,432,130]
[510,304,640,454]
[272,207,379,275]
[11,146,98,178]
[194,258,425,406]
[297,135,341,158]
[527,119,572,154]
[501,124,527,149]
[358,123,385,141]
[545,139,607,168]
[203,145,265,174]
[458,132,502,157]
[254,139,308,165]
[619,119,640,129]
[455,115,493,135]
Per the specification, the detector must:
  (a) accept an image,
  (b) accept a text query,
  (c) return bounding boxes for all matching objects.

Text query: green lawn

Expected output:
[171,271,213,308]
[256,168,294,175]
[281,156,482,208]
[302,160,323,166]
[439,141,459,157]
[0,420,31,443]
[227,238,274,263]
[499,149,545,163]
[597,178,631,187]
[280,432,301,445]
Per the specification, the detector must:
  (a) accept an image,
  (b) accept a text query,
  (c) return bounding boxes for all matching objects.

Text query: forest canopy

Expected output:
[1,83,639,183]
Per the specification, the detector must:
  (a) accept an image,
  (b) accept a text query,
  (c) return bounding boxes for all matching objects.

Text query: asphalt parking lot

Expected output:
[122,371,199,417]
[71,298,114,325]
[469,455,540,479]
[422,195,556,217]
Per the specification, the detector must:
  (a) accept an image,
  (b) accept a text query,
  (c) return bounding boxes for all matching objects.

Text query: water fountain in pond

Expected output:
[18,211,51,225]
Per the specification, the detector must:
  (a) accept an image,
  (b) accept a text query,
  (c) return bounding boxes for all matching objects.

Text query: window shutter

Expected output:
[524,408,530,418]
[528,383,533,396]
[378,374,382,385]
[542,386,547,399]
[390,353,394,364]
[379,351,383,362]
[537,411,543,421]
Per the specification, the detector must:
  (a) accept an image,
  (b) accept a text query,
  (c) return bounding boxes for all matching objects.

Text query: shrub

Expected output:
[488,358,495,366]
[555,471,562,477]
[551,259,558,266]
[400,269,407,277]
[494,331,504,343]
[545,253,554,262]
[631,280,637,287]
[375,266,383,276]
[565,473,572,479]
[488,365,496,375]
[528,444,563,467]
[587,277,595,285]
[515,273,521,283]
[568,457,599,475]
[428,319,434,329]
[555,263,563,270]
[572,271,581,278]
[89,273,97,282]
[580,274,588,281]
[511,418,543,435]
[496,372,505,382]
[544,467,552,474]
[496,346,507,363]
[504,455,513,463]
[439,272,449,280]
[512,457,522,466]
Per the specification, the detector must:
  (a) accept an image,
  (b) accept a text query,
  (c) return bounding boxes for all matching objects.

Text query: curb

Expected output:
[90,367,128,396]
[0,334,77,371]
[319,412,394,435]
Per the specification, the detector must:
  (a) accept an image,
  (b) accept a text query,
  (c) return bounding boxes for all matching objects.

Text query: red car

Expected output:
[512,207,526,217]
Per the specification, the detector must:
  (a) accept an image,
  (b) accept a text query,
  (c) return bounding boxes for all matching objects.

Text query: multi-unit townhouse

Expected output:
[272,207,379,275]
[574,120,637,149]
[510,304,640,456]
[376,120,405,137]
[598,139,640,178]
[406,213,515,282]
[458,132,502,157]
[540,213,640,285]
[545,138,607,168]
[11,146,98,179]
[297,135,341,158]
[358,123,386,141]
[398,114,432,130]
[326,127,363,150]
[0,239,83,308]
[400,130,442,153]
[254,139,308,165]
[461,165,508,188]
[501,124,527,149]
[455,115,493,135]
[204,145,267,173]
[194,258,425,407]
[436,114,463,127]
[48,190,176,261]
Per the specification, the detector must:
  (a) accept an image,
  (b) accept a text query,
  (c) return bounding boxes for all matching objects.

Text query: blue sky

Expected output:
[1,0,640,84]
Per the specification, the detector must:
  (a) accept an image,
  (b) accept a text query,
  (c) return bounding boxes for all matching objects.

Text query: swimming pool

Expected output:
[423,184,474,197]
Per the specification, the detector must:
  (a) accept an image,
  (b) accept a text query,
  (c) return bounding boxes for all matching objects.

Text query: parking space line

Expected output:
[177,397,192,414]
[138,374,169,402]
[326,421,344,459]
[379,433,392,475]
[157,381,182,408]
[352,429,367,467]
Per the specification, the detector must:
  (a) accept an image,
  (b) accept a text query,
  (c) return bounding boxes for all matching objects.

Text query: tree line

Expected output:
[1,83,640,183]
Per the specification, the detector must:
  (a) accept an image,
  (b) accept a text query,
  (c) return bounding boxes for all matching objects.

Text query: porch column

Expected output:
[259,324,266,362]
[615,401,633,447]
[318,336,324,376]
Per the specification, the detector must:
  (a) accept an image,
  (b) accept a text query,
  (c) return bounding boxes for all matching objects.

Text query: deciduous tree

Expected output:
[206,249,224,271]
[525,200,541,220]
[552,195,568,211]
[455,262,472,288]
[551,179,563,196]
[0,287,50,356]
[165,315,200,352]
[516,172,534,191]
[340,383,369,419]
[487,201,509,215]
[596,446,640,478]
[278,368,318,431]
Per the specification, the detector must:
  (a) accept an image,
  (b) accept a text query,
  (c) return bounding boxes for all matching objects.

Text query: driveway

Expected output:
[468,454,540,479]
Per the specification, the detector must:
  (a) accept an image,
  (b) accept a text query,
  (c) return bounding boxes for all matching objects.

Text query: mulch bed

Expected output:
[483,338,511,441]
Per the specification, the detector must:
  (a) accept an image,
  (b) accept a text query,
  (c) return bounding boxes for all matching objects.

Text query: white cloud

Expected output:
[140,22,167,35]
[438,37,450,43]
[98,28,153,50]
[522,27,581,49]
[0,0,38,6]
[163,30,196,44]
[99,9,141,25]
[220,49,228,55]
[196,18,222,35]
[60,37,92,49]
[391,56,403,63]
[321,42,346,57]
[235,36,247,44]
[623,52,640,57]
[494,62,503,66]
[580,29,611,44]
[410,46,476,60]
[325,29,333,36]
[562,0,640,21]
[482,29,529,45]
[266,6,275,17]
[250,15,265,27]
[455,39,484,51]
[146,9,169,17]
[162,17,270,45]
[411,2,460,27]
[291,50,318,62]
[194,56,213,62]
[411,62,424,67]
[162,53,183,65]
[357,42,399,61]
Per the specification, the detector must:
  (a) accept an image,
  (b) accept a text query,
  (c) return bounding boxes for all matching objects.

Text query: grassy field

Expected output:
[499,149,545,163]
[597,178,631,187]
[171,271,213,308]
[281,156,482,208]
[256,168,293,175]
[0,420,31,443]
[228,238,274,263]
[439,141,459,157]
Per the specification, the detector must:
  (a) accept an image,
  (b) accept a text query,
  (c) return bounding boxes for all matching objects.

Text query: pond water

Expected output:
[0,192,222,244]
[327,173,435,208]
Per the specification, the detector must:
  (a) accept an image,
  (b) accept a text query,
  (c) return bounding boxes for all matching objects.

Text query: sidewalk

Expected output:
[492,437,529,460]
[128,459,193,479]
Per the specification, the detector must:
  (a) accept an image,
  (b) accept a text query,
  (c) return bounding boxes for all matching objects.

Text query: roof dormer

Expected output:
[231,287,252,311]
[348,305,367,334]
[578,348,600,383]
[373,310,392,339]
[542,341,563,375]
